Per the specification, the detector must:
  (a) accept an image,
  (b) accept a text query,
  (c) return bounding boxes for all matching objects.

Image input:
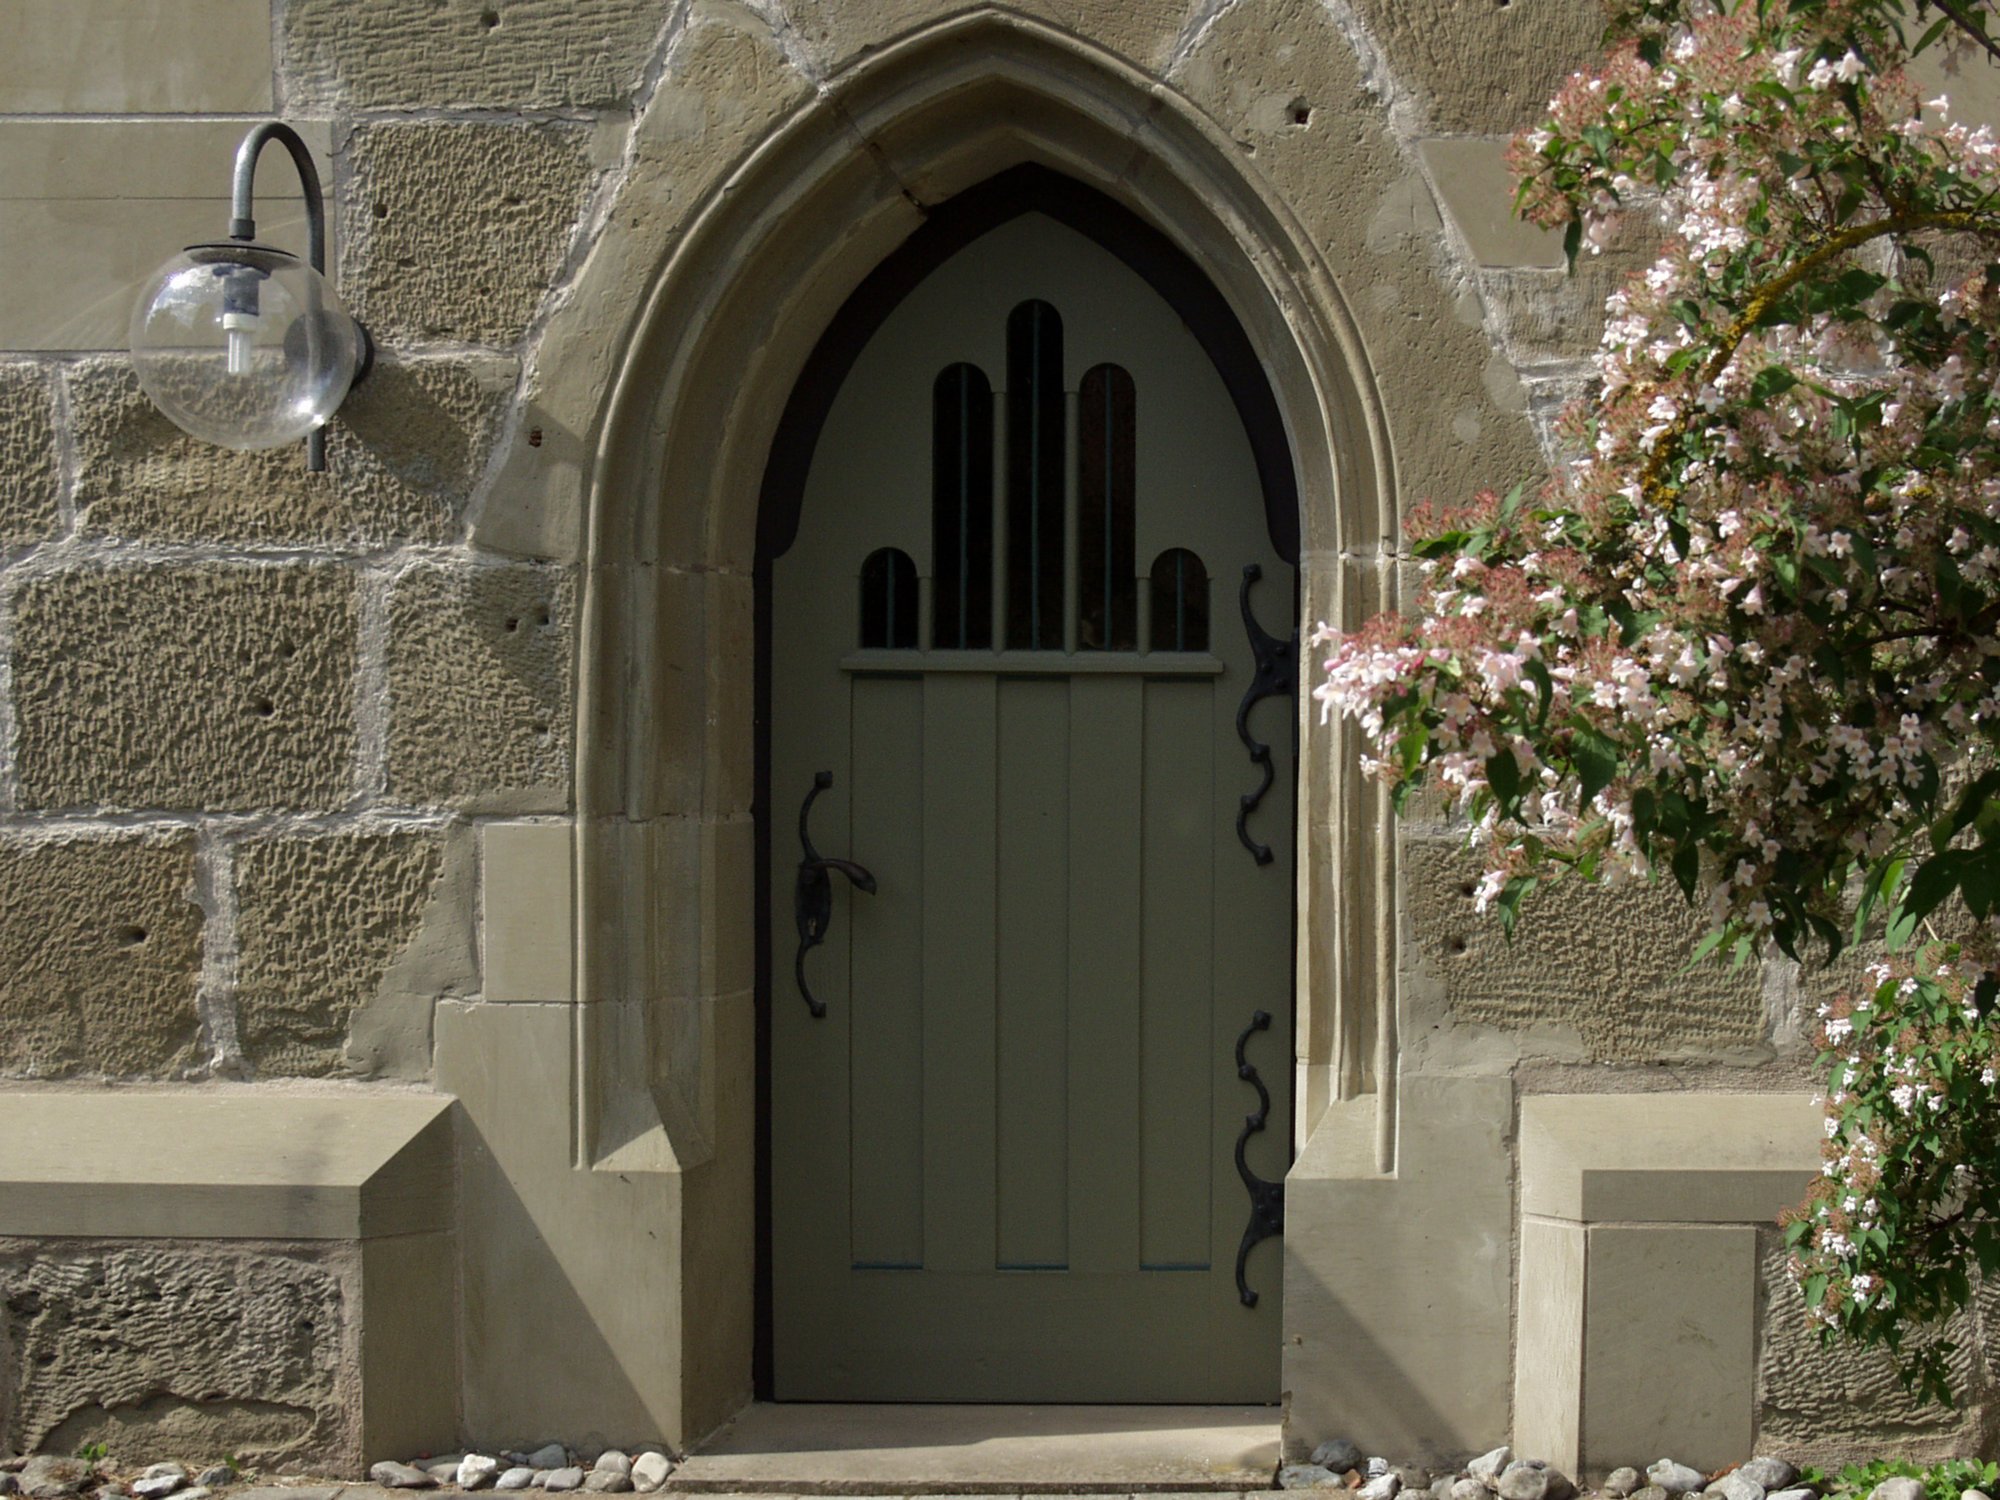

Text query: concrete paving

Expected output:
[666,1405,1283,1494]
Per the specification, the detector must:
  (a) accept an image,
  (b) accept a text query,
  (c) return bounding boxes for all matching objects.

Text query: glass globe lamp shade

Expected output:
[129,243,366,451]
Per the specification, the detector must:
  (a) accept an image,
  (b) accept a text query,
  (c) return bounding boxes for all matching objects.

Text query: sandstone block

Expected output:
[344,121,601,346]
[283,0,662,109]
[0,1241,350,1465]
[631,0,814,230]
[13,564,357,811]
[0,0,269,112]
[0,363,59,546]
[1758,1235,1981,1462]
[788,0,1189,76]
[1420,137,1565,269]
[0,835,201,1079]
[386,563,573,809]
[1478,215,1663,367]
[1403,840,1766,1061]
[68,356,514,546]
[235,829,453,1078]
[1348,0,1604,133]
[1170,0,1546,512]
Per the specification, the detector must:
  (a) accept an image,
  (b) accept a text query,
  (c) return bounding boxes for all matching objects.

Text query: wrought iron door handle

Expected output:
[1235,564,1297,866]
[1233,1009,1286,1307]
[795,771,876,1018]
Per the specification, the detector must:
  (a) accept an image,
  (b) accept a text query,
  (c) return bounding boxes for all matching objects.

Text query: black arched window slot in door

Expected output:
[1077,363,1136,651]
[1149,548,1209,652]
[931,362,995,650]
[1005,300,1065,650]
[860,547,919,648]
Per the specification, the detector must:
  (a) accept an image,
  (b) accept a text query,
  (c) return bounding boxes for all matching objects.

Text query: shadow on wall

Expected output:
[1283,1256,1463,1464]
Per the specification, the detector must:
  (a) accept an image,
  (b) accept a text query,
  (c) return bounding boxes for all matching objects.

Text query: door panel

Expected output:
[995,676,1070,1271]
[770,212,1294,1401]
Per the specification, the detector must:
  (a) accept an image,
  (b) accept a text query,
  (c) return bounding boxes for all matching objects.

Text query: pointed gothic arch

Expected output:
[557,8,1404,1431]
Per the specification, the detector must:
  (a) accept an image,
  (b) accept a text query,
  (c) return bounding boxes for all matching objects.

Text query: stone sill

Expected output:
[1519,1092,1821,1224]
[0,1088,454,1240]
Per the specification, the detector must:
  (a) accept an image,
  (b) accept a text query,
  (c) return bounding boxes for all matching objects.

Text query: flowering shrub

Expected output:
[1314,0,2000,1400]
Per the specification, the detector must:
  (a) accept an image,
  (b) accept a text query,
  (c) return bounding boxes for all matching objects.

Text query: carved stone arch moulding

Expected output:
[567,8,1402,1177]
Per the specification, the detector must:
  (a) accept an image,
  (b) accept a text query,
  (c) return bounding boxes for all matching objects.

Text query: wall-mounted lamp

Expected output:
[128,122,372,472]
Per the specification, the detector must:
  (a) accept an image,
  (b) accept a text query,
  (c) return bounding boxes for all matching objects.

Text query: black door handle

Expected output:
[795,771,877,1018]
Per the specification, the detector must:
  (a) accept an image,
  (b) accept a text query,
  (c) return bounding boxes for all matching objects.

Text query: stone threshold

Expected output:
[664,1405,1283,1496]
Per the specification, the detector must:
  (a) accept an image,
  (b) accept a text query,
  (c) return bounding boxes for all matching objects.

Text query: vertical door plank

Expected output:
[922,674,1000,1273]
[1066,674,1144,1275]
[995,677,1071,1269]
[847,677,927,1269]
[1140,680,1215,1270]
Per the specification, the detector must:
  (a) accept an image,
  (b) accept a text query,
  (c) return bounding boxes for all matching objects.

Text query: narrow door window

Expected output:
[1077,363,1136,651]
[931,363,995,649]
[1005,300,1065,649]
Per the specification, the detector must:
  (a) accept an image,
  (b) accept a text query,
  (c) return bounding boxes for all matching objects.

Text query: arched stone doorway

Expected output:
[548,9,1401,1442]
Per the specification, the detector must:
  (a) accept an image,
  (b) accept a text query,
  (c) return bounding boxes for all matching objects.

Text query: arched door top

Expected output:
[758,164,1300,568]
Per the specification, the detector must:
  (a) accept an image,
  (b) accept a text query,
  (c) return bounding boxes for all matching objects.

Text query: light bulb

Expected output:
[224,318,256,376]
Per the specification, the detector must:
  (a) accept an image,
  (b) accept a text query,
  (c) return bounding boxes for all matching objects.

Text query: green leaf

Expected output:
[1900,850,1969,927]
[1495,875,1538,940]
[1524,657,1555,729]
[1690,927,1731,967]
[1672,843,1701,900]
[1965,844,2000,921]
[1569,721,1618,810]
[1486,751,1522,809]
[1750,365,1799,402]
[1855,856,1906,945]
[1886,903,1921,952]
[1563,218,1583,275]
[1938,549,1966,621]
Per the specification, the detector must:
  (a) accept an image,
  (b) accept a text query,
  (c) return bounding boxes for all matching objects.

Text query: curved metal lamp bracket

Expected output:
[228,122,373,471]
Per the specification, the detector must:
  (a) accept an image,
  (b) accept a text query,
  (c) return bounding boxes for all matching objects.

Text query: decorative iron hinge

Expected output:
[1234,563,1297,866]
[1233,1008,1285,1307]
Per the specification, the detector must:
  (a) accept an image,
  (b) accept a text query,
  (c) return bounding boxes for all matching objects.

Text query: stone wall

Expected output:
[0,1239,360,1468]
[0,0,1690,1089]
[0,7,591,1085]
[5,0,1997,1469]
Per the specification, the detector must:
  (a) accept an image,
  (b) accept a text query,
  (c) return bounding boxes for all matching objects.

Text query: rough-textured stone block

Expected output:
[283,0,663,109]
[235,830,454,1078]
[0,836,201,1079]
[1170,0,1546,513]
[0,363,59,546]
[386,564,573,809]
[635,0,815,228]
[69,356,514,545]
[1404,840,1766,1060]
[14,564,357,811]
[786,0,1191,74]
[1479,216,1663,368]
[1349,0,1605,133]
[0,1241,352,1465]
[344,122,600,346]
[1755,1235,1983,1461]
[471,1,812,566]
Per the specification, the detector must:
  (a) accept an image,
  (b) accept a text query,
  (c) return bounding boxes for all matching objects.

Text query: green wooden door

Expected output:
[770,212,1294,1402]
